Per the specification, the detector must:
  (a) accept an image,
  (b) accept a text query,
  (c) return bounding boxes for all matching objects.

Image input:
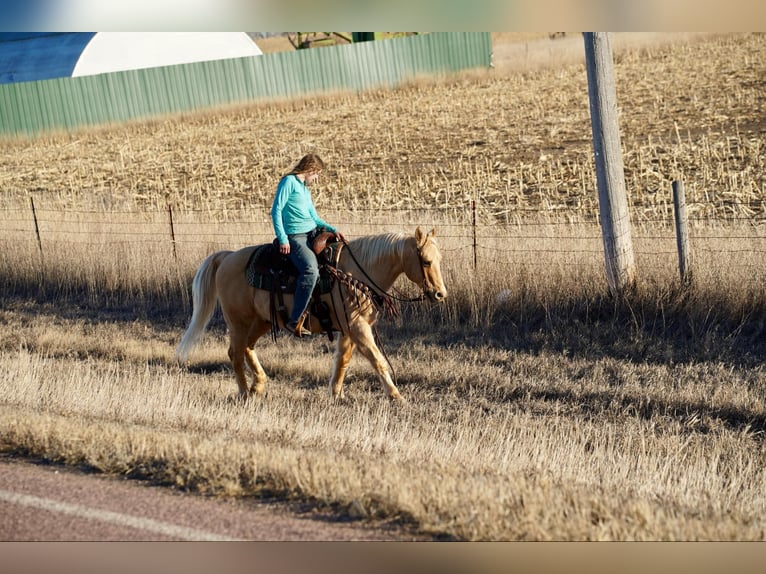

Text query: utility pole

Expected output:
[583,32,636,296]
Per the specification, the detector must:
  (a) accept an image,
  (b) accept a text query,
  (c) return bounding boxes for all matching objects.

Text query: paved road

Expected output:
[0,457,422,541]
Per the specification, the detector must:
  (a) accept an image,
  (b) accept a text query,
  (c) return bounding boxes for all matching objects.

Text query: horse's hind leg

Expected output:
[226,322,251,398]
[329,334,356,399]
[245,320,271,396]
[350,322,403,402]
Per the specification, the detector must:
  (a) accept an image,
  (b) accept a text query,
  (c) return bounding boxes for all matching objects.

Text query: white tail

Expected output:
[175,250,231,362]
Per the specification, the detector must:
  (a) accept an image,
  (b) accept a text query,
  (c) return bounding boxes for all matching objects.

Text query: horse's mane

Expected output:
[347,232,408,265]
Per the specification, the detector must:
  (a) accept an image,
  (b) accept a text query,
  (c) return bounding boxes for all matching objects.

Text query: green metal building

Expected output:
[0,32,492,136]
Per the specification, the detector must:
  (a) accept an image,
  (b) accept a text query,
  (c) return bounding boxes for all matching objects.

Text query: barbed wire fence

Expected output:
[2,185,765,290]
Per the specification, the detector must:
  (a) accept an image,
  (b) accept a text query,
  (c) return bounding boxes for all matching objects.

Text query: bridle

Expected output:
[340,238,434,304]
[416,244,437,299]
[326,236,437,389]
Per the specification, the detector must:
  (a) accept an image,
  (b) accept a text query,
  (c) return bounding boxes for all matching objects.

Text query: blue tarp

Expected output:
[0,32,96,84]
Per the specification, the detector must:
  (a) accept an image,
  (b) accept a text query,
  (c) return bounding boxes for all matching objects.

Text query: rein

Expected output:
[326,239,411,391]
[340,239,427,305]
[322,265,399,321]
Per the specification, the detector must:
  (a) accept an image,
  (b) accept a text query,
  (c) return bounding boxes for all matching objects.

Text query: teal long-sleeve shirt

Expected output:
[270,174,336,245]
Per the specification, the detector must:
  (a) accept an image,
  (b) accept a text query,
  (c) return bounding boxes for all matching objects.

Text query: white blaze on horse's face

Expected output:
[411,227,447,302]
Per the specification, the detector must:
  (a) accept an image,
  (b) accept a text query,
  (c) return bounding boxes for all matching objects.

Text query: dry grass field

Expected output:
[0,33,765,540]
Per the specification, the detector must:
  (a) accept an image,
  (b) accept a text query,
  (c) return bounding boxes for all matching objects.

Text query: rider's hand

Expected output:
[279,243,290,255]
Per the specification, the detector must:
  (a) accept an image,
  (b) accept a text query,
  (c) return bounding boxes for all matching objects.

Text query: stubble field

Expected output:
[0,33,765,540]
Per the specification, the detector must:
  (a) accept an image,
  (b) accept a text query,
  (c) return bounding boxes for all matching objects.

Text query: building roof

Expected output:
[0,33,96,84]
[0,32,262,85]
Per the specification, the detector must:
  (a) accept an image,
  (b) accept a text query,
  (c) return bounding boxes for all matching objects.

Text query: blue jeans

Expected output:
[287,232,319,323]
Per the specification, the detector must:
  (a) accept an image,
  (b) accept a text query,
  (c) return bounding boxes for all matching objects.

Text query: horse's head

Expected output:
[405,227,447,302]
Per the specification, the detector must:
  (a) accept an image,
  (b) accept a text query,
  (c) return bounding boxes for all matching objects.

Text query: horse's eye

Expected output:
[422,261,432,268]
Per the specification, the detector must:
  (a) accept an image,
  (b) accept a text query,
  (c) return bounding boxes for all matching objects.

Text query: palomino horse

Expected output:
[175,227,447,401]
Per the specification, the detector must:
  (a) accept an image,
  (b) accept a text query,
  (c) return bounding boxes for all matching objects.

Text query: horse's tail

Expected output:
[175,250,231,363]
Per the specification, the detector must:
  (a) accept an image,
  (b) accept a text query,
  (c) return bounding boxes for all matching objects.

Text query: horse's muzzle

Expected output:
[427,289,447,302]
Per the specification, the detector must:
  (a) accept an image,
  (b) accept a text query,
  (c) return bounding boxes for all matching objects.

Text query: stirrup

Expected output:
[285,319,311,338]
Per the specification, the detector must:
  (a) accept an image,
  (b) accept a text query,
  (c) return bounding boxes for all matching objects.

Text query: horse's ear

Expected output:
[428,228,436,238]
[415,226,425,245]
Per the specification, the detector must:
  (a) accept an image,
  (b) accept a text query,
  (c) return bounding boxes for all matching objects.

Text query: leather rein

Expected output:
[337,238,430,305]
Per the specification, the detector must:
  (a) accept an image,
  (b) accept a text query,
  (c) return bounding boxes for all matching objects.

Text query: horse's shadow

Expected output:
[180,360,232,376]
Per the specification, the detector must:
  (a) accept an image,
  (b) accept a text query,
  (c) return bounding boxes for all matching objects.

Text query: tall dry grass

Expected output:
[1,286,765,540]
[4,202,762,360]
[0,33,765,540]
[1,210,765,540]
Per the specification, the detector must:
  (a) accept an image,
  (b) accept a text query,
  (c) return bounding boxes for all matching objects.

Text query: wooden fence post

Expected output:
[583,32,636,296]
[672,180,692,285]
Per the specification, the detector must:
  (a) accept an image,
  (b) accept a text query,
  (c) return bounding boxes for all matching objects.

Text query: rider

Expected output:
[270,153,345,337]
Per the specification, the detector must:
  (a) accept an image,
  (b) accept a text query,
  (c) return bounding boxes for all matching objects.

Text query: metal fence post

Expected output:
[471,199,477,269]
[167,203,177,261]
[30,196,43,261]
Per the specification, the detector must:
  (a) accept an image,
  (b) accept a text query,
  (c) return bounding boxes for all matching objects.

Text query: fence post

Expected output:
[471,199,477,269]
[167,203,177,260]
[29,196,43,261]
[672,180,692,286]
[583,32,636,296]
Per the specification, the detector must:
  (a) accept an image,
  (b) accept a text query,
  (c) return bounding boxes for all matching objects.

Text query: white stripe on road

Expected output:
[0,489,243,541]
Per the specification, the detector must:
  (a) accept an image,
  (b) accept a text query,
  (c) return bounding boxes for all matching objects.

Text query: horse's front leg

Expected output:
[245,320,271,396]
[350,322,403,402]
[329,334,356,399]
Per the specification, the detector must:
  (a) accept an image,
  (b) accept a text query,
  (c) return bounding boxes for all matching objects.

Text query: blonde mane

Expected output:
[347,232,408,265]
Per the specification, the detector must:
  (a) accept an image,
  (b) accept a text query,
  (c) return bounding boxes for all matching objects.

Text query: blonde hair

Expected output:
[288,153,325,176]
